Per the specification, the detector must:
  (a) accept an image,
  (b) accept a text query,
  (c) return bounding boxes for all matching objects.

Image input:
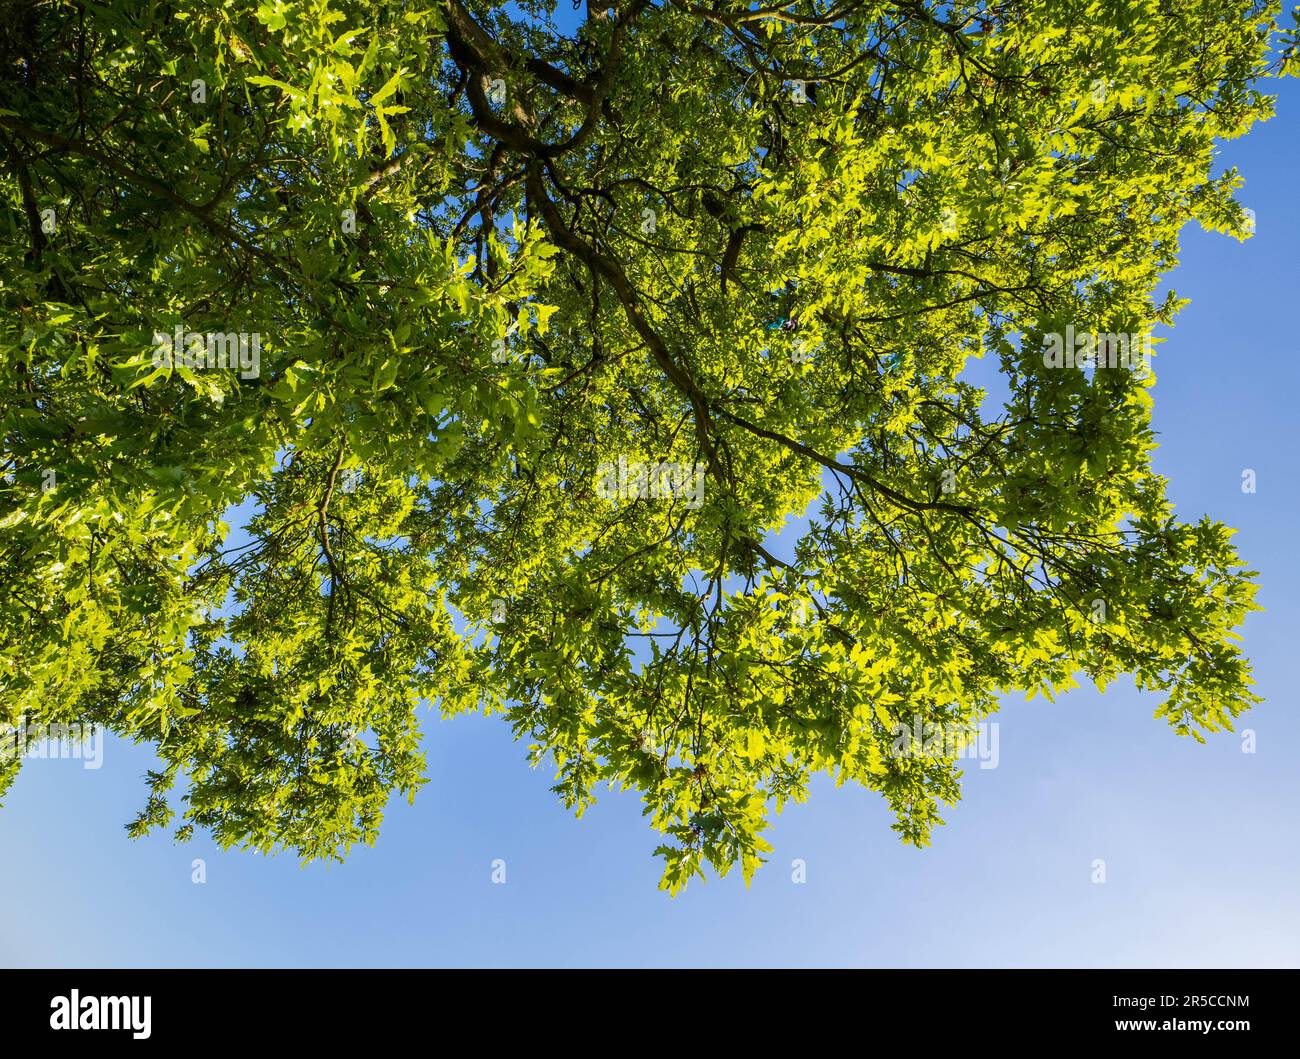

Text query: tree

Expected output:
[0,0,1294,891]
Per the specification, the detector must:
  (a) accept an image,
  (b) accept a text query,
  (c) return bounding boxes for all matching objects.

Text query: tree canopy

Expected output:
[1,0,1293,891]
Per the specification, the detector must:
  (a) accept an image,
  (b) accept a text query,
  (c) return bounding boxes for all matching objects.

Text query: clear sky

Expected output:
[2,71,1297,971]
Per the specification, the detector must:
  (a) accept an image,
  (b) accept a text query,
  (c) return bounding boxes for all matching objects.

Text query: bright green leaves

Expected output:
[0,0,1288,888]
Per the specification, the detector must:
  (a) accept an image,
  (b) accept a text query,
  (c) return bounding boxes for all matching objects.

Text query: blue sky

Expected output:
[3,71,1298,970]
